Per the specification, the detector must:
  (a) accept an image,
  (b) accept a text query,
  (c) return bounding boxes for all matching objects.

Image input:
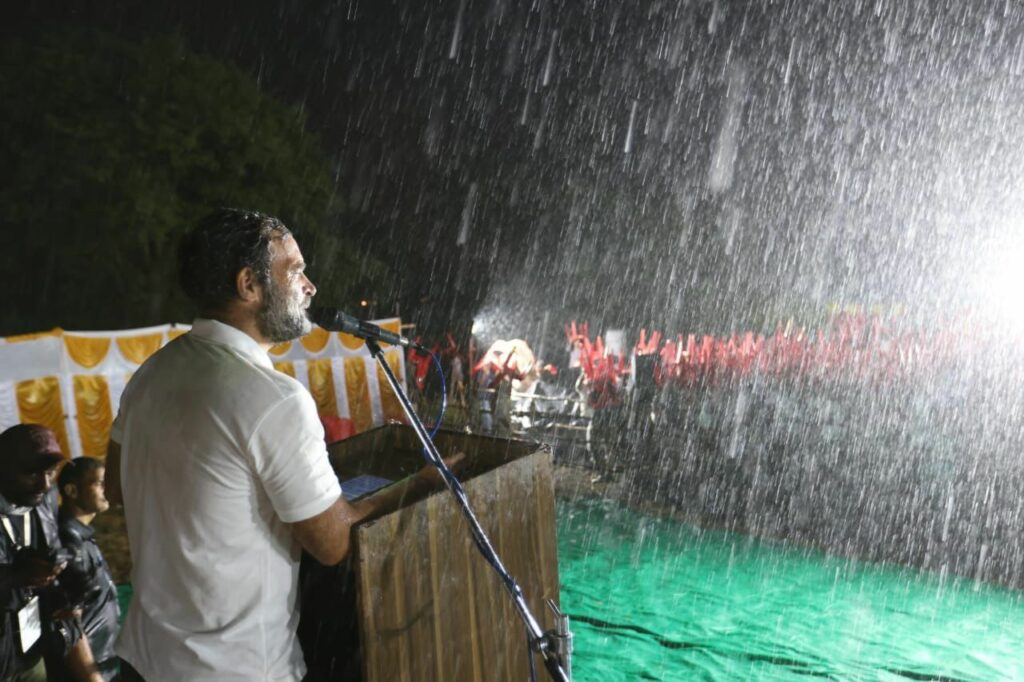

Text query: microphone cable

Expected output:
[427,350,447,440]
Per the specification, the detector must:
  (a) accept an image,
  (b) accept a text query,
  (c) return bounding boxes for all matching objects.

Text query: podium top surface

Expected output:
[327,423,546,483]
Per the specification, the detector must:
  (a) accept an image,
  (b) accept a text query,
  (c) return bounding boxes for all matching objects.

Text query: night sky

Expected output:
[7,0,1024,344]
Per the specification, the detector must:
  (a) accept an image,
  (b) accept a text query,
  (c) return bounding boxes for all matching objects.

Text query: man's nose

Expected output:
[303,274,317,297]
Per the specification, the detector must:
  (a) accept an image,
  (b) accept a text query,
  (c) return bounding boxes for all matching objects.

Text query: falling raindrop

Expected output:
[624,99,638,154]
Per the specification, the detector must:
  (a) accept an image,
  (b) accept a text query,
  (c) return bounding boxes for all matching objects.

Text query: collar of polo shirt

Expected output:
[189,318,275,370]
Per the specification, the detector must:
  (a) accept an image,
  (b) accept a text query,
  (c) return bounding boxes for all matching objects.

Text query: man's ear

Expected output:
[61,483,77,502]
[236,267,263,304]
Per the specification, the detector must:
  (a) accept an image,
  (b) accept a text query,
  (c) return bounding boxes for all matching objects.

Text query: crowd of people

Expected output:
[0,425,117,681]
[561,312,970,412]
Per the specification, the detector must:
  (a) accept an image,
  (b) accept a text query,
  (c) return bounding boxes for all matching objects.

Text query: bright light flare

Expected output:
[977,235,1024,334]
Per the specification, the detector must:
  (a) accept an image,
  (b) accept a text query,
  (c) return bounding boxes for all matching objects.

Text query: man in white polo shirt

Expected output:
[105,209,441,681]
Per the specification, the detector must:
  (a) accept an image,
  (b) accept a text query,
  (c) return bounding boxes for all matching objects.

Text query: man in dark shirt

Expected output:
[56,458,120,681]
[0,424,102,682]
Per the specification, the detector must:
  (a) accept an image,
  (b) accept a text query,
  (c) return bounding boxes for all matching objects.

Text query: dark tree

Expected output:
[0,30,380,334]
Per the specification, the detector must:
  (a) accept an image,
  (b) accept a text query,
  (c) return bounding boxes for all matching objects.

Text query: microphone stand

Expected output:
[365,339,572,682]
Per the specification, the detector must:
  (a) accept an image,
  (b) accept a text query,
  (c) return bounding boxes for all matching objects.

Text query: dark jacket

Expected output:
[0,488,81,679]
[57,512,120,680]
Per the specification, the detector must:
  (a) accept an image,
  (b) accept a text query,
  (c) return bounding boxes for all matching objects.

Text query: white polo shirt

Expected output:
[110,318,341,681]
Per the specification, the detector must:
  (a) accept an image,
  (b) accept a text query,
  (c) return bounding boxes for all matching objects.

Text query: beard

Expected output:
[257,278,312,343]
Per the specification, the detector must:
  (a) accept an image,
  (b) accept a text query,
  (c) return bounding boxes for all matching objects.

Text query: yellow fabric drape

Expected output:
[5,328,61,343]
[300,327,331,354]
[376,349,406,423]
[338,332,365,351]
[72,375,113,457]
[15,376,70,456]
[273,361,296,378]
[269,341,292,356]
[167,329,188,341]
[64,336,112,369]
[115,333,163,365]
[307,358,339,418]
[344,356,373,434]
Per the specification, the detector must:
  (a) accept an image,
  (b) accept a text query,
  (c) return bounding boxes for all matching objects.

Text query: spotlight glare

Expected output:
[978,236,1024,334]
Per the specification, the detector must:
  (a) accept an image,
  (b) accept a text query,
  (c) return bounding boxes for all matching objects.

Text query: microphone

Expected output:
[308,307,422,350]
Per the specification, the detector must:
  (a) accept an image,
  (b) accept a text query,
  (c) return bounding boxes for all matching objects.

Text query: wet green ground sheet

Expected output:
[557,498,1024,681]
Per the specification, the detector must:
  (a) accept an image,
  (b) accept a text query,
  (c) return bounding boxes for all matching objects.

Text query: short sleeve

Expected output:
[247,389,341,523]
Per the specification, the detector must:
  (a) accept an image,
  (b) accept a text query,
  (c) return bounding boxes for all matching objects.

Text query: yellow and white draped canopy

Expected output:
[0,320,406,458]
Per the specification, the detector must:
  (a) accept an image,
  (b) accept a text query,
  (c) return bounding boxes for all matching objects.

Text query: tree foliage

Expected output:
[0,30,374,334]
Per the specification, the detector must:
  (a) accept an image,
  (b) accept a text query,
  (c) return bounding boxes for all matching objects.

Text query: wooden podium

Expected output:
[298,424,561,681]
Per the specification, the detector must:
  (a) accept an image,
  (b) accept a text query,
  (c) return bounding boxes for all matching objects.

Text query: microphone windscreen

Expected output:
[308,306,340,331]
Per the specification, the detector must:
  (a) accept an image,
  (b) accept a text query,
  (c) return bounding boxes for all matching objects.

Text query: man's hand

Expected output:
[12,553,66,589]
[50,607,84,621]
[66,630,104,682]
[416,451,466,488]
[293,451,470,567]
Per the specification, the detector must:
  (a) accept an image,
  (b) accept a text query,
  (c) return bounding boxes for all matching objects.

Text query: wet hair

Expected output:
[177,208,292,313]
[58,456,104,493]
